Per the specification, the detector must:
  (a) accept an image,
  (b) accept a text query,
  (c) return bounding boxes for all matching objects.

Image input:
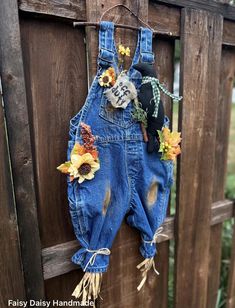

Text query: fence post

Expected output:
[207,47,235,308]
[174,8,223,308]
[0,80,26,305]
[227,220,235,308]
[0,0,45,299]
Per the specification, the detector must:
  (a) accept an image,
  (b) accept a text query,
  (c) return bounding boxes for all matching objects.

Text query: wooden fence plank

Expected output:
[154,0,235,21]
[223,21,235,47]
[0,82,26,306]
[175,8,223,308]
[42,200,234,280]
[19,16,88,302]
[20,17,88,248]
[148,2,180,38]
[0,0,45,299]
[207,47,235,308]
[19,1,235,47]
[19,0,86,21]
[227,222,235,308]
[152,38,175,308]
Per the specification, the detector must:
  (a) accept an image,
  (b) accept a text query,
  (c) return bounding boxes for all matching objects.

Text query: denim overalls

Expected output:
[67,21,173,292]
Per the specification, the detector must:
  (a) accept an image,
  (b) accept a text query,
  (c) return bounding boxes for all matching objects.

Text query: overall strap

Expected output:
[140,27,155,64]
[98,21,116,68]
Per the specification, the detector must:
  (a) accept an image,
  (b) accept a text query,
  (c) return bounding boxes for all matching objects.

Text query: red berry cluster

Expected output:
[80,122,96,151]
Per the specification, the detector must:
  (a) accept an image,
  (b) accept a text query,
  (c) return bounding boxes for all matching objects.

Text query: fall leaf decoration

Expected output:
[157,127,182,161]
[57,123,100,183]
[80,122,99,160]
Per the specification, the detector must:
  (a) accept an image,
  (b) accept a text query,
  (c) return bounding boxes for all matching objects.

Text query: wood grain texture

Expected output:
[19,1,235,46]
[223,21,235,47]
[227,222,235,308]
[0,0,45,299]
[225,49,235,308]
[42,241,79,280]
[149,2,180,38]
[0,84,26,306]
[20,17,88,303]
[175,8,223,308]
[42,200,234,280]
[154,0,235,21]
[20,18,88,248]
[19,0,86,21]
[152,38,175,308]
[207,47,235,308]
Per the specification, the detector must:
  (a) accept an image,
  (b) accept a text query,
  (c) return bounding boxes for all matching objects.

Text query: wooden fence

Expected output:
[0,0,235,307]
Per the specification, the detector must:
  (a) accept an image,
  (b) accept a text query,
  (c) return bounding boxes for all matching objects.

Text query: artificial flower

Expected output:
[57,123,100,183]
[99,67,116,87]
[118,44,130,57]
[157,127,182,161]
[71,152,100,184]
[125,47,130,57]
[57,150,100,183]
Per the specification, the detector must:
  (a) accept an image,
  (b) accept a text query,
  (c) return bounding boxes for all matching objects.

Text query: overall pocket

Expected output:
[99,94,136,128]
[162,159,174,188]
[67,141,89,242]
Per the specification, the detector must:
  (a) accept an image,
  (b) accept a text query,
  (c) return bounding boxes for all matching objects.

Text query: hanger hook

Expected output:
[99,4,154,32]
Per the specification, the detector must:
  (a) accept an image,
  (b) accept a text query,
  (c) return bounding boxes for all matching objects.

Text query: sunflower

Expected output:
[57,143,100,183]
[70,152,100,183]
[99,67,116,87]
[157,127,182,161]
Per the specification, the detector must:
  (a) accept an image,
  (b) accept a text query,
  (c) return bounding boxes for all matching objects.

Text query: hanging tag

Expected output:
[104,73,137,109]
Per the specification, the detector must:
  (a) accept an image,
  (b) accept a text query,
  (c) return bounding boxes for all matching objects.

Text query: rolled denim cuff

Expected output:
[72,247,110,273]
[139,240,157,259]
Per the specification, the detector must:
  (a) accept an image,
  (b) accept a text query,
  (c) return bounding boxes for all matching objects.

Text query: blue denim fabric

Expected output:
[67,21,173,273]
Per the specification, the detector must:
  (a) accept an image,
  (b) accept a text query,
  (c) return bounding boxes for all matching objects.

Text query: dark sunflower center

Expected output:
[102,76,110,83]
[78,163,91,175]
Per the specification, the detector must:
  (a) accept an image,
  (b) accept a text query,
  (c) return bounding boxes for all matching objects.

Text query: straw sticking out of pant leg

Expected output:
[72,272,103,303]
[136,257,160,291]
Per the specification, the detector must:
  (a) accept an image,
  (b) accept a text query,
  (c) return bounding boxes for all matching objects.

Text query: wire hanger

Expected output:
[73,4,159,34]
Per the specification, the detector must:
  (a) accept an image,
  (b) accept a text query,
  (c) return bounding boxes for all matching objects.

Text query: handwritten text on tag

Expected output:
[104,74,137,109]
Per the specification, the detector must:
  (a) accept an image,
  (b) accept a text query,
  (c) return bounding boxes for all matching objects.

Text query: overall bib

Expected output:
[67,21,174,300]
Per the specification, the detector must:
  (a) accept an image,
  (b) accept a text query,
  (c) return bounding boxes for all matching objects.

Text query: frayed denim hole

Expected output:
[146,178,159,209]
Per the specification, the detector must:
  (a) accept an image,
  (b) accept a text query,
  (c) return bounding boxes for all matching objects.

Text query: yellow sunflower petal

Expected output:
[81,152,94,162]
[83,172,95,180]
[68,165,79,177]
[90,161,100,171]
[78,176,85,184]
[71,154,83,168]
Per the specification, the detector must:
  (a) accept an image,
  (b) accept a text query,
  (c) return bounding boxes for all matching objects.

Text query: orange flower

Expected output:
[157,127,182,161]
